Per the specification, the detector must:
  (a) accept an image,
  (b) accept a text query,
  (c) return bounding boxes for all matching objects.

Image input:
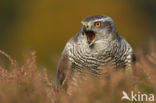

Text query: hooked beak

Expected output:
[82,23,96,47]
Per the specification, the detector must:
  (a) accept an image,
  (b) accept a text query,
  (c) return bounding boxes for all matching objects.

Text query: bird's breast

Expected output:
[67,43,110,73]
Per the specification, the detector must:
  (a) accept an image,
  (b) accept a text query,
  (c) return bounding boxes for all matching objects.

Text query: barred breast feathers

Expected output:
[65,33,135,71]
[117,35,136,69]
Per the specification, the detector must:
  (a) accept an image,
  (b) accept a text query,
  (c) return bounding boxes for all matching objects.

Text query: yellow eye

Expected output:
[95,22,101,28]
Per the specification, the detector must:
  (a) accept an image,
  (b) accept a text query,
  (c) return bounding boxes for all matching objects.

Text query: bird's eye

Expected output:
[94,22,101,28]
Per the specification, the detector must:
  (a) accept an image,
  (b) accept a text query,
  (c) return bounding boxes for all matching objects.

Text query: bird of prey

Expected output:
[56,15,136,89]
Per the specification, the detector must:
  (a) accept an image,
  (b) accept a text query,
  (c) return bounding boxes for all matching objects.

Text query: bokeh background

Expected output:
[0,0,156,78]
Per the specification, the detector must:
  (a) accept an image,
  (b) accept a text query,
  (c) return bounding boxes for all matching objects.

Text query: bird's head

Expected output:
[81,15,117,47]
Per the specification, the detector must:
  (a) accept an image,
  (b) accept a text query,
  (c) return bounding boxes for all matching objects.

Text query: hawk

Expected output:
[56,15,136,89]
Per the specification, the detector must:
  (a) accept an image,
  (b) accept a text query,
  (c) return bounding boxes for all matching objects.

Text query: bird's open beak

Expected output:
[83,23,96,47]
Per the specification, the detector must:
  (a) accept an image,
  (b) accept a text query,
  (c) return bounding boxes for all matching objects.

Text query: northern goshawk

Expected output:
[56,15,136,89]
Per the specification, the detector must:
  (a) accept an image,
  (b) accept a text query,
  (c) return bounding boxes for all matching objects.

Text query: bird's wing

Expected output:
[56,49,71,87]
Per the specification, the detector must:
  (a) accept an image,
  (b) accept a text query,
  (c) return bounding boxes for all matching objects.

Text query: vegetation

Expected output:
[0,43,155,103]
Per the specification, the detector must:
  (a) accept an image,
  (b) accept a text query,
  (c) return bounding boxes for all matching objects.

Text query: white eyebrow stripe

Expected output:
[81,17,113,25]
[93,17,113,22]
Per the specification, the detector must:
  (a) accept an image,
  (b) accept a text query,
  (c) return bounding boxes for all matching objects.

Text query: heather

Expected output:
[0,44,155,103]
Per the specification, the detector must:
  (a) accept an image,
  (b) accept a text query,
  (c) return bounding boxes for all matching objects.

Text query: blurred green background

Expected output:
[0,0,156,77]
